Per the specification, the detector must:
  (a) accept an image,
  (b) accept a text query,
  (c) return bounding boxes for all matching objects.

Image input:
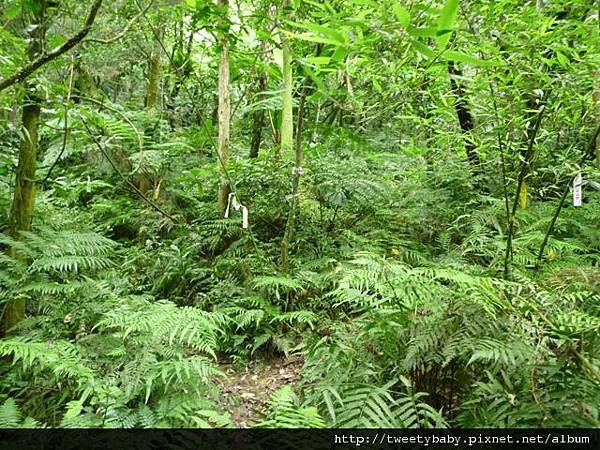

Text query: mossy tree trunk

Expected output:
[137,21,164,195]
[145,22,163,110]
[2,0,46,336]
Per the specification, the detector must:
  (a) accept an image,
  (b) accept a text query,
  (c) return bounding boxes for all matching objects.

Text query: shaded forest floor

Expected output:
[216,356,305,427]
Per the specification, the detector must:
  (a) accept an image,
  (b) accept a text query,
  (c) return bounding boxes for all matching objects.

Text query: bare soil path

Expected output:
[216,355,304,428]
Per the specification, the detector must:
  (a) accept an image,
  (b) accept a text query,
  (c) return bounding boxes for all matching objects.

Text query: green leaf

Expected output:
[392,5,410,27]
[407,27,439,38]
[445,50,499,67]
[411,40,435,59]
[555,51,569,68]
[305,56,331,66]
[3,3,21,21]
[437,0,459,48]
[47,34,67,49]
[302,65,327,92]
[302,0,329,11]
[372,76,382,94]
[286,21,347,45]
[283,31,342,47]
[331,45,349,62]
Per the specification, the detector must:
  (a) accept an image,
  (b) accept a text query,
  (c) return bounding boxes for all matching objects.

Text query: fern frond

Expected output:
[0,338,95,386]
[96,297,227,358]
[0,398,21,428]
[256,386,325,428]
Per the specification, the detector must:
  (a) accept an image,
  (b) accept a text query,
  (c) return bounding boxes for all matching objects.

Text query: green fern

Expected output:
[0,398,41,428]
[255,386,325,428]
[0,338,95,386]
[0,398,22,428]
[318,379,446,428]
[95,297,227,358]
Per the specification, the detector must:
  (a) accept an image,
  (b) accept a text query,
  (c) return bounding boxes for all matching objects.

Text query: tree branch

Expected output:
[0,0,104,93]
[84,0,153,45]
[42,56,76,186]
[503,99,549,279]
[81,118,177,222]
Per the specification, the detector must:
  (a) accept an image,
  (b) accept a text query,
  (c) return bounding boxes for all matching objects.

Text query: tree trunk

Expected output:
[280,44,320,271]
[279,30,295,269]
[448,61,484,183]
[281,88,307,272]
[145,23,163,110]
[217,0,230,216]
[73,59,98,100]
[595,70,600,169]
[1,0,46,336]
[167,11,195,121]
[279,35,293,157]
[249,73,267,158]
[519,94,542,209]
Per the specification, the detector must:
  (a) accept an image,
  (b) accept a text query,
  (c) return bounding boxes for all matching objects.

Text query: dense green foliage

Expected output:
[0,0,599,429]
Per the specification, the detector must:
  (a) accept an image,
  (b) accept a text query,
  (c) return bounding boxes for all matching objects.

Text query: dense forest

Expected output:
[0,0,599,430]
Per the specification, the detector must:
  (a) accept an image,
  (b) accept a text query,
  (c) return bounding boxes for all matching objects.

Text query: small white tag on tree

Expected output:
[224,192,249,229]
[292,167,304,175]
[241,206,248,229]
[224,192,236,218]
[573,173,582,207]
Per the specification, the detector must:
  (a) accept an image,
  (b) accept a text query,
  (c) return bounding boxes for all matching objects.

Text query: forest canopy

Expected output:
[0,0,599,430]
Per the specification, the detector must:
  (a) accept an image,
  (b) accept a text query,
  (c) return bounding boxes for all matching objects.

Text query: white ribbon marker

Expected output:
[241,205,248,229]
[224,192,249,229]
[573,173,582,207]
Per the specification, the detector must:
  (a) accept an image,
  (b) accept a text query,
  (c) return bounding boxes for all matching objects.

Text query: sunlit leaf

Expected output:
[437,0,459,48]
[445,50,499,67]
[392,5,410,27]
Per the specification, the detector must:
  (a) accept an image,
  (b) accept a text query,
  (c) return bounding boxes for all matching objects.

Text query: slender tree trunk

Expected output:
[279,36,293,157]
[519,94,542,209]
[249,73,267,158]
[281,88,307,272]
[448,62,484,184]
[217,0,230,215]
[112,79,120,103]
[1,0,46,336]
[166,14,184,120]
[534,177,571,271]
[145,23,163,110]
[9,106,18,125]
[324,106,339,126]
[279,29,295,269]
[135,22,164,195]
[211,93,219,126]
[595,70,600,169]
[503,104,546,279]
[280,45,320,271]
[167,12,195,121]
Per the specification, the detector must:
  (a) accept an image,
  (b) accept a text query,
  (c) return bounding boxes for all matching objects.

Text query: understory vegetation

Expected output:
[1,0,599,429]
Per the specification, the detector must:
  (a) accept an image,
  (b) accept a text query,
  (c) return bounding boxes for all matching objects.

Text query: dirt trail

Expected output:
[216,355,304,427]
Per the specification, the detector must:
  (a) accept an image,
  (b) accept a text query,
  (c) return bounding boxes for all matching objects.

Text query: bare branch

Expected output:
[81,118,178,223]
[84,0,153,45]
[0,0,104,93]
